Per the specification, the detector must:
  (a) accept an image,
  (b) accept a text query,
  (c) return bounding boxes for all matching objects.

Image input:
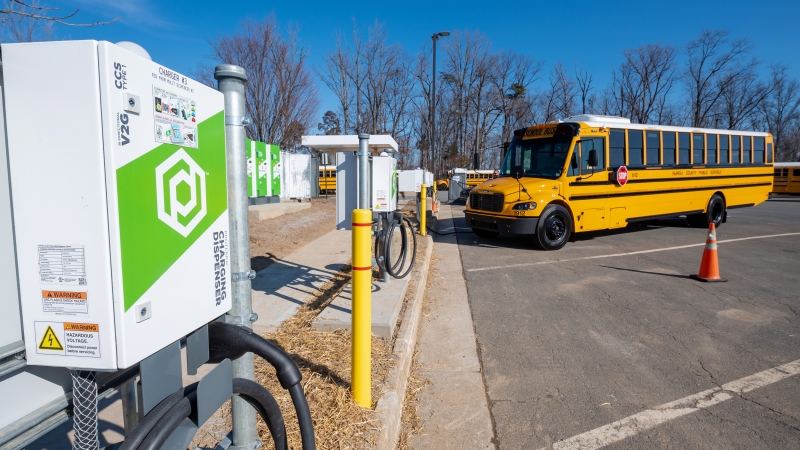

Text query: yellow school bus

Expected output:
[438,169,498,190]
[465,115,774,250]
[319,165,336,194]
[773,162,800,195]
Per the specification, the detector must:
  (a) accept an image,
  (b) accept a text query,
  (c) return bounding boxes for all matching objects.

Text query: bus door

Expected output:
[567,137,608,231]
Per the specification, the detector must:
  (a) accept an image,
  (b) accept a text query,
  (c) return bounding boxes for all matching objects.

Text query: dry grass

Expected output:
[193,265,396,450]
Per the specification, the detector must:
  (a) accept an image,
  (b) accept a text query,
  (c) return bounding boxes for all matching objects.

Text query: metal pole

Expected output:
[215,64,259,450]
[431,35,437,175]
[358,134,370,210]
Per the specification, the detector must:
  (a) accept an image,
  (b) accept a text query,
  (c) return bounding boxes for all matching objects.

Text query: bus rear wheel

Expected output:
[689,194,726,228]
[532,205,572,250]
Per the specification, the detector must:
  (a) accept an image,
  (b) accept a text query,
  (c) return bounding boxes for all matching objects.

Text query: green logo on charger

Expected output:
[155,149,207,237]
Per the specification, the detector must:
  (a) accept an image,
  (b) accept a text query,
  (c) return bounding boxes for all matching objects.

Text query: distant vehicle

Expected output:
[319,165,336,194]
[773,162,800,195]
[459,186,473,200]
[438,168,498,190]
[465,114,774,250]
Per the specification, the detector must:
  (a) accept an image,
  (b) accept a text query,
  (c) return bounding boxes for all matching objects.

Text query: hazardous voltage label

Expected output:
[34,321,100,358]
[42,290,88,315]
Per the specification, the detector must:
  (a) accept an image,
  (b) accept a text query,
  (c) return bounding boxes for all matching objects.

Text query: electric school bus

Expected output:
[465,115,773,250]
[0,41,231,444]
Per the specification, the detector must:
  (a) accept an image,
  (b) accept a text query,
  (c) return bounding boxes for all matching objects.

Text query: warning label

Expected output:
[34,321,100,358]
[42,290,88,315]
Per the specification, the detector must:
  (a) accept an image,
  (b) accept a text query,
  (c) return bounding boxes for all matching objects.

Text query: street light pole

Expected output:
[430,31,449,178]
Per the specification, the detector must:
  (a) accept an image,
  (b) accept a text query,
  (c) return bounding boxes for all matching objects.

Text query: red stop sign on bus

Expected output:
[615,166,629,186]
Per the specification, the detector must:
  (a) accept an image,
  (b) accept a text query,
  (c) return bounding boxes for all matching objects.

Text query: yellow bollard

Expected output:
[351,209,372,407]
[420,184,427,236]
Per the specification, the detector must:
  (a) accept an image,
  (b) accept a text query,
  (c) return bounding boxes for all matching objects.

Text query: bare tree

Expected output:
[575,65,593,115]
[198,18,319,150]
[716,65,770,130]
[758,66,800,161]
[1,0,118,42]
[685,29,756,128]
[316,32,351,134]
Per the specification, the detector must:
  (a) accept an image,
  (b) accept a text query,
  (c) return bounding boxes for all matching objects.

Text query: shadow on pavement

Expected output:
[598,265,694,279]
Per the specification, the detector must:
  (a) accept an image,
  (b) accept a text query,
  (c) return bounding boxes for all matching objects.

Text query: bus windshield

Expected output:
[499,136,573,179]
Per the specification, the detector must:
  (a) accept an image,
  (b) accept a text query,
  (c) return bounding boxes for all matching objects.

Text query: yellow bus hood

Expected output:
[472,176,559,199]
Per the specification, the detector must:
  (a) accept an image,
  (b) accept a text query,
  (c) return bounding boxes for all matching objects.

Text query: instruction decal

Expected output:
[38,245,87,285]
[153,86,198,148]
[34,322,101,358]
[42,290,88,315]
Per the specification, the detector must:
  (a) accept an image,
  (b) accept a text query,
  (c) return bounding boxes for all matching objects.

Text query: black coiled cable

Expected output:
[383,215,417,279]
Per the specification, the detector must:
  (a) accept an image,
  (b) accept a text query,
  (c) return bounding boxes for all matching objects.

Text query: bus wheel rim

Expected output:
[545,216,566,242]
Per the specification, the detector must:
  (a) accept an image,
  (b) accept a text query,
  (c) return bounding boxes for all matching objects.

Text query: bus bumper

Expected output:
[465,212,539,235]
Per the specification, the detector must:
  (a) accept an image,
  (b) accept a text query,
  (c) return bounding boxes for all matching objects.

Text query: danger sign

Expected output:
[614,166,629,186]
[34,321,101,358]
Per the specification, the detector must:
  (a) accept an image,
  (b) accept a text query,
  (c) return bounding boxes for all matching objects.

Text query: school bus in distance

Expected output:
[319,165,336,194]
[773,162,800,195]
[437,169,498,190]
[465,115,774,250]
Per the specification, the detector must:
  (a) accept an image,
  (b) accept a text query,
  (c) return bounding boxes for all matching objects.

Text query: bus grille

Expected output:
[470,193,504,212]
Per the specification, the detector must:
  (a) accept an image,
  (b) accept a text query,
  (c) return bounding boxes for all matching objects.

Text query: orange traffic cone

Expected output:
[690,223,727,282]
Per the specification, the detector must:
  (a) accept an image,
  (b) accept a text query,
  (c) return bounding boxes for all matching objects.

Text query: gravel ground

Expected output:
[249,197,336,272]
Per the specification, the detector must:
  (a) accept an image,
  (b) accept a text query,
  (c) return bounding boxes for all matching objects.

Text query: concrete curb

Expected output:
[375,234,434,449]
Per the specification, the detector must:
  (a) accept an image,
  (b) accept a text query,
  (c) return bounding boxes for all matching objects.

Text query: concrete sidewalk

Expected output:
[251,229,350,334]
[408,200,495,449]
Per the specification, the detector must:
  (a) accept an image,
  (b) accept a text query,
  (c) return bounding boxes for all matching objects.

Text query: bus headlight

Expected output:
[512,202,537,211]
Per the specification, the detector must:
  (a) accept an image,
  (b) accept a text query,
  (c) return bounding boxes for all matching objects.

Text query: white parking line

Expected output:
[467,232,800,272]
[543,358,800,450]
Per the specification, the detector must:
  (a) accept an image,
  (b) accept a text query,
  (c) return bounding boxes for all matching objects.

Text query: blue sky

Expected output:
[45,0,800,122]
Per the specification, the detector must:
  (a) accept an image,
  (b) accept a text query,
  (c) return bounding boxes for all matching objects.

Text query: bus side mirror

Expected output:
[511,165,524,180]
[571,155,578,170]
[588,149,599,168]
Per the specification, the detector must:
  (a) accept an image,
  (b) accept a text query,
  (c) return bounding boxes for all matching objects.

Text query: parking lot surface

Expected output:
[454,198,800,449]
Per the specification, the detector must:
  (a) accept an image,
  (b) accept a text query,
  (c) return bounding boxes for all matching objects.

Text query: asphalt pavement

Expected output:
[454,197,800,449]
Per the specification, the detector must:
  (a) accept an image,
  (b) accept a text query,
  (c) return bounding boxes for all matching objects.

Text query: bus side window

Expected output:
[767,143,773,163]
[731,136,741,164]
[743,136,752,164]
[663,132,676,165]
[568,147,579,177]
[678,133,690,164]
[628,130,643,166]
[707,134,717,165]
[720,135,729,164]
[693,133,705,164]
[646,131,660,165]
[754,137,765,163]
[582,137,605,174]
[610,129,625,166]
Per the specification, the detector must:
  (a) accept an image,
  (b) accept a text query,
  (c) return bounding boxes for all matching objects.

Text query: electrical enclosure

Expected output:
[372,155,398,211]
[1,41,232,370]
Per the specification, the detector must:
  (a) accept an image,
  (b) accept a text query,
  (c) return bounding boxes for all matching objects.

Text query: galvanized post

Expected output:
[215,64,259,450]
[357,134,370,210]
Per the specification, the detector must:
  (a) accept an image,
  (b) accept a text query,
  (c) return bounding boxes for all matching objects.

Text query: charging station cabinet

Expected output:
[371,155,398,212]
[1,41,232,370]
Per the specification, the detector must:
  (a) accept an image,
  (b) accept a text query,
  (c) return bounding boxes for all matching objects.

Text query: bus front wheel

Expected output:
[532,205,572,250]
[438,183,448,190]
[689,194,726,228]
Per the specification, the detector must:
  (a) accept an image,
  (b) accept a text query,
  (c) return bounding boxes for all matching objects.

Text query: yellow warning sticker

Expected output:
[34,321,101,358]
[38,325,64,351]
